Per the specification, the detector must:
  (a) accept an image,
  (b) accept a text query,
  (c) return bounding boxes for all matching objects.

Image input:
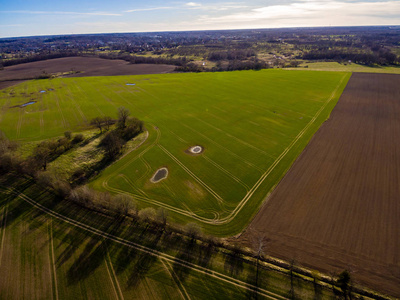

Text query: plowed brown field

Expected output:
[239,73,400,298]
[0,57,175,89]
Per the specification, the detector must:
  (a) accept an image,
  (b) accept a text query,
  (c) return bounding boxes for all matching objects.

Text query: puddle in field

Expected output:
[126,83,136,86]
[151,167,168,183]
[39,90,46,93]
[21,101,36,107]
[10,101,37,108]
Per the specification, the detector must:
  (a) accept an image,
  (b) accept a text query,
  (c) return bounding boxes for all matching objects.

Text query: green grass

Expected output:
[0,70,350,235]
[289,61,400,74]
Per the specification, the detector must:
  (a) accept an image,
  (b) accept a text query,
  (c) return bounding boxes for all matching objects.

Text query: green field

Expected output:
[0,70,350,235]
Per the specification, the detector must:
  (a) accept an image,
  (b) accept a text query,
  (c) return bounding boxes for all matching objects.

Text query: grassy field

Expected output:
[0,177,342,300]
[0,70,350,235]
[289,61,400,74]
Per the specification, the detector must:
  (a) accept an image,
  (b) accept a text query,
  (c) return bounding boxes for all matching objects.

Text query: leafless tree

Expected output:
[90,116,104,133]
[117,107,130,129]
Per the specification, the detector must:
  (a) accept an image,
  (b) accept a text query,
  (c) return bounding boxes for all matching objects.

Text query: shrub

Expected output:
[72,133,84,144]
[64,131,72,139]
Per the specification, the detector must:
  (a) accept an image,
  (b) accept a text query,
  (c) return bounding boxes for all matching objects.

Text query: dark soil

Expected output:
[0,57,176,89]
[238,73,400,298]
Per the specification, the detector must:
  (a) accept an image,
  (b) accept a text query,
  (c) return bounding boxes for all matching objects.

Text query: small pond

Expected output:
[21,101,36,107]
[151,167,168,183]
[126,83,136,86]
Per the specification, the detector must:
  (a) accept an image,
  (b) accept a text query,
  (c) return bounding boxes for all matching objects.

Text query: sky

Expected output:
[0,0,400,38]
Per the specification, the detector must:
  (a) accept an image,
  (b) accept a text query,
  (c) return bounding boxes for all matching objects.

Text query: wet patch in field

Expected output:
[150,167,168,183]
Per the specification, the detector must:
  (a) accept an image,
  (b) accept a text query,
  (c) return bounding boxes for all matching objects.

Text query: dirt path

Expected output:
[238,73,400,298]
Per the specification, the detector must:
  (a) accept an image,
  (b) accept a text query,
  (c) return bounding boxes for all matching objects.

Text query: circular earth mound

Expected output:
[188,145,203,154]
[150,167,168,183]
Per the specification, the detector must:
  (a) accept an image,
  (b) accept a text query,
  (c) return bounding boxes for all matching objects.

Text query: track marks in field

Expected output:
[40,111,45,136]
[16,109,23,138]
[158,144,224,205]
[203,155,249,191]
[217,73,349,224]
[104,243,125,300]
[48,219,59,300]
[0,204,8,267]
[197,117,275,159]
[118,174,148,198]
[161,259,191,300]
[180,122,263,172]
[54,92,68,129]
[2,187,285,300]
[71,80,105,117]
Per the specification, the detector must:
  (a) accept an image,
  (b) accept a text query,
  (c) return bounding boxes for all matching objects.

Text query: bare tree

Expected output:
[117,107,130,129]
[90,116,104,133]
[103,116,113,131]
[33,144,51,170]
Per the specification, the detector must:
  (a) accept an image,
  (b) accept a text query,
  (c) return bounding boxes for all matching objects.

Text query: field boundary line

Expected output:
[2,186,285,300]
[0,204,8,267]
[160,258,191,300]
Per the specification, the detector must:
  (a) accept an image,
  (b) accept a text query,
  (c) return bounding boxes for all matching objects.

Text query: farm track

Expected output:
[103,242,124,300]
[180,122,264,172]
[48,219,59,300]
[240,73,400,298]
[0,186,286,300]
[160,259,191,300]
[195,117,275,159]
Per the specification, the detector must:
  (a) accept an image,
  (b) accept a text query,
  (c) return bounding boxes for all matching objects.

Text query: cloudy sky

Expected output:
[1,0,400,38]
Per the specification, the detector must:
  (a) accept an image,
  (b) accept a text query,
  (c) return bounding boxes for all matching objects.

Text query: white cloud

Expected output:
[1,10,121,16]
[195,1,400,27]
[125,7,173,13]
[185,2,202,7]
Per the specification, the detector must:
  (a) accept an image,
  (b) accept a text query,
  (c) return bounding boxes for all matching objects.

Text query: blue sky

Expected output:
[1,0,400,38]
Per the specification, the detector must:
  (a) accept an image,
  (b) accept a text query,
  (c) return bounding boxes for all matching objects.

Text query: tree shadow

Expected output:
[172,237,197,283]
[66,236,107,285]
[125,252,158,289]
[223,250,244,276]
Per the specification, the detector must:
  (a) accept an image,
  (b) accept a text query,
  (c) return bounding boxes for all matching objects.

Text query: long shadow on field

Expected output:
[65,216,127,284]
[125,251,158,289]
[224,249,244,277]
[125,228,164,289]
[172,237,198,283]
[66,236,107,285]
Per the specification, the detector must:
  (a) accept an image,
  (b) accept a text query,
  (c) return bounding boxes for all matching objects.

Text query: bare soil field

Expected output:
[238,73,400,298]
[0,57,176,89]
